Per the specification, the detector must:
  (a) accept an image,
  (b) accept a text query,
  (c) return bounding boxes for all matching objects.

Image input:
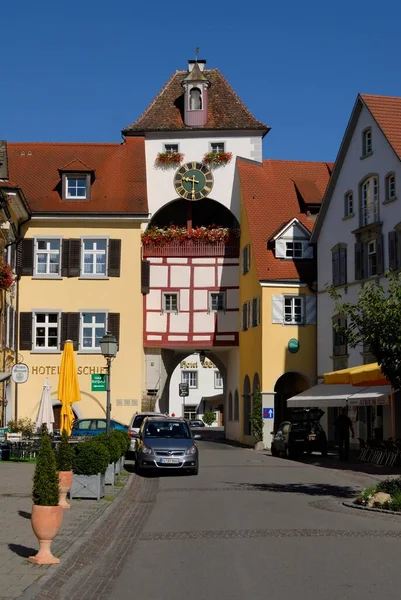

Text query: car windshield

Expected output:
[144,421,191,439]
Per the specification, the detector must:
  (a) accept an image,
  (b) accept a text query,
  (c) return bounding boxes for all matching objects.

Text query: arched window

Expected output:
[360,175,379,225]
[243,375,251,435]
[252,373,260,395]
[385,173,396,202]
[234,390,239,421]
[189,87,202,110]
[228,392,233,421]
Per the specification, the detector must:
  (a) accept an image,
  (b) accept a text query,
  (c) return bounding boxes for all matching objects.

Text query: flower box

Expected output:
[155,151,184,169]
[70,473,105,500]
[105,462,115,485]
[142,225,240,247]
[0,262,14,291]
[202,151,232,168]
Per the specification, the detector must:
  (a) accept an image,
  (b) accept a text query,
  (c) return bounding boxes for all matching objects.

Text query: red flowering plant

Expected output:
[142,225,240,246]
[0,262,14,291]
[155,152,184,169]
[202,151,233,169]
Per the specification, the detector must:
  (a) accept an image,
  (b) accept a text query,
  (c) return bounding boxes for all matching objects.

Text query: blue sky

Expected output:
[1,0,399,161]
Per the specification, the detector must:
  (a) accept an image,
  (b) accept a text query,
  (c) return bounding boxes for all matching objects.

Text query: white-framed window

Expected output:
[164,143,179,153]
[209,292,225,312]
[367,240,377,277]
[35,238,61,276]
[285,241,304,258]
[241,245,250,274]
[66,176,87,199]
[80,312,106,350]
[344,191,354,217]
[163,293,179,313]
[362,128,372,156]
[182,370,198,389]
[214,371,223,389]
[385,173,396,201]
[361,176,379,225]
[284,296,305,325]
[211,142,225,153]
[82,238,107,276]
[33,312,60,350]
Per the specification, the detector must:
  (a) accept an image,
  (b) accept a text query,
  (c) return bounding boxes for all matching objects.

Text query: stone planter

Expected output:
[121,456,125,469]
[70,473,105,500]
[115,458,121,475]
[58,470,73,509]
[105,463,115,485]
[29,505,63,564]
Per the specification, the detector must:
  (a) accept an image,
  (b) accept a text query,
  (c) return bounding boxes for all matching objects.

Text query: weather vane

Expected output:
[195,47,200,60]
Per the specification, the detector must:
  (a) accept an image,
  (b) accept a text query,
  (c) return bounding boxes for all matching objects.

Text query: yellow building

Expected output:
[235,159,332,446]
[6,137,148,428]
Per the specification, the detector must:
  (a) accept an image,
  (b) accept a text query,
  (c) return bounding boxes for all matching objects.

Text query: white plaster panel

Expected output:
[167,258,188,264]
[146,312,167,332]
[226,289,239,309]
[147,335,162,341]
[217,265,238,287]
[217,311,239,332]
[194,312,214,332]
[150,265,168,287]
[194,290,208,310]
[170,266,191,288]
[217,258,238,264]
[146,290,161,311]
[169,312,190,333]
[215,335,235,341]
[180,289,190,311]
[194,266,215,287]
[148,257,163,263]
[193,335,211,341]
[168,335,188,341]
[192,258,216,264]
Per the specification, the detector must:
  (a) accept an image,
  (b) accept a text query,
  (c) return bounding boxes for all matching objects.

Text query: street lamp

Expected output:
[199,350,206,366]
[100,332,118,434]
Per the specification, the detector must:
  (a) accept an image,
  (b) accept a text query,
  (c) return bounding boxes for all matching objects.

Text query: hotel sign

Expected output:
[29,366,107,376]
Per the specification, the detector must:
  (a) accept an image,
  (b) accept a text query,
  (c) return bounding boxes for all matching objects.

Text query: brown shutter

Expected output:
[16,239,34,276]
[108,239,121,277]
[339,248,347,285]
[61,239,70,277]
[376,234,384,275]
[60,313,80,350]
[141,260,150,294]
[332,250,339,286]
[19,312,32,350]
[355,242,364,280]
[388,231,398,271]
[68,239,81,277]
[108,313,120,348]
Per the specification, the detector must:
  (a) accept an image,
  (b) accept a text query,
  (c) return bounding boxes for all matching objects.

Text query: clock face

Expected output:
[174,162,214,201]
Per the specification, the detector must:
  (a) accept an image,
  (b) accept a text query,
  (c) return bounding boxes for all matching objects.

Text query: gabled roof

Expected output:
[6,138,148,215]
[312,93,401,242]
[270,217,311,241]
[238,159,332,282]
[123,68,269,135]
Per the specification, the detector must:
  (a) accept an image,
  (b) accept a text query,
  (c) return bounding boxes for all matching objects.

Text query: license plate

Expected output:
[295,439,304,442]
[159,458,180,464]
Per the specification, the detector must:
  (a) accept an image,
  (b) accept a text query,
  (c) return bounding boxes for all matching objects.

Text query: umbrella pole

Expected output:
[390,387,396,440]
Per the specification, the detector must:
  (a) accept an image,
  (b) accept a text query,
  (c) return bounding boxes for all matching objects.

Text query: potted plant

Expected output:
[109,430,130,472]
[70,440,110,500]
[96,433,121,484]
[55,430,75,509]
[155,151,184,169]
[0,261,14,291]
[202,151,232,169]
[28,432,62,565]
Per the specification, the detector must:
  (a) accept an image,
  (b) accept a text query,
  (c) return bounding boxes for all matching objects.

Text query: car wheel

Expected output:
[135,459,141,475]
[321,445,328,457]
[271,444,279,457]
[189,465,199,476]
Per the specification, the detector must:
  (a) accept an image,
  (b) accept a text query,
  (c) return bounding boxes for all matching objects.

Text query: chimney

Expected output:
[188,59,206,73]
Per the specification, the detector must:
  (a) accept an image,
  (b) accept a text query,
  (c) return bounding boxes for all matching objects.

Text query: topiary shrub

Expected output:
[32,433,59,506]
[390,491,401,512]
[202,411,216,426]
[55,429,75,471]
[95,433,120,464]
[73,440,110,476]
[109,430,130,456]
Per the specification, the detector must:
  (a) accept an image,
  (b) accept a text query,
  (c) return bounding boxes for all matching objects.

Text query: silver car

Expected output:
[128,411,164,455]
[135,417,199,475]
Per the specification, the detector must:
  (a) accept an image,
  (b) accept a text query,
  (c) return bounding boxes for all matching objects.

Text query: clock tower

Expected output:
[182,60,210,127]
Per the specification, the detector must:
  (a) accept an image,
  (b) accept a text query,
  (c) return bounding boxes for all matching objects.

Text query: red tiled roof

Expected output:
[361,94,401,160]
[123,69,269,134]
[238,159,332,282]
[6,138,148,214]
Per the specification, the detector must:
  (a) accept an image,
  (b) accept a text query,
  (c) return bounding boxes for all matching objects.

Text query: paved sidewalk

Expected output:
[0,462,129,600]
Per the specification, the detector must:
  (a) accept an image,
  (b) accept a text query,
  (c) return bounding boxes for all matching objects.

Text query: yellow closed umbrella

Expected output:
[58,340,81,435]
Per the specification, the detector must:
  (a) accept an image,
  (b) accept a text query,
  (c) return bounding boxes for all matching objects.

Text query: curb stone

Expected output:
[343,500,401,516]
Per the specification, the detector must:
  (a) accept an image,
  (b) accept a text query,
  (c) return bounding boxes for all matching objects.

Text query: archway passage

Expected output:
[149,197,239,230]
[274,372,309,430]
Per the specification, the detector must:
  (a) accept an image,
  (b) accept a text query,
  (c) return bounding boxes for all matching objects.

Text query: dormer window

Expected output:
[211,142,225,153]
[189,88,202,110]
[62,173,91,201]
[285,241,304,258]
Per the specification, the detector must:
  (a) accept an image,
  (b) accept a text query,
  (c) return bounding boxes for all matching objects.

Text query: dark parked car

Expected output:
[71,418,128,437]
[135,417,199,475]
[271,410,328,458]
[189,420,205,428]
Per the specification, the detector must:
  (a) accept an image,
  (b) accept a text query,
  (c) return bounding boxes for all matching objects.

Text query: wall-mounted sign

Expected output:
[288,339,300,354]
[30,365,106,376]
[263,408,274,419]
[91,374,107,392]
[179,383,189,397]
[11,363,29,384]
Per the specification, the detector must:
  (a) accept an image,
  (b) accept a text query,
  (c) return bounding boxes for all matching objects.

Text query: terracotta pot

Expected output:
[58,470,73,509]
[29,505,63,565]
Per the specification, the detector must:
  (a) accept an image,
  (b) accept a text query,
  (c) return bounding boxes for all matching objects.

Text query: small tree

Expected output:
[328,273,401,389]
[55,430,75,472]
[32,433,59,506]
[251,389,263,443]
[202,411,216,426]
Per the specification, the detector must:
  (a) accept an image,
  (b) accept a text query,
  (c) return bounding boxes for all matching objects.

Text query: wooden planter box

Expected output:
[105,463,115,485]
[70,473,105,500]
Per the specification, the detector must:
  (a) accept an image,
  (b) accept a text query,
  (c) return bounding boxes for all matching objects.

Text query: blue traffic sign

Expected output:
[263,408,274,419]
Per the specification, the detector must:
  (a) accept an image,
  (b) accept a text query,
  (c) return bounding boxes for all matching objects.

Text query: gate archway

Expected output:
[274,372,310,429]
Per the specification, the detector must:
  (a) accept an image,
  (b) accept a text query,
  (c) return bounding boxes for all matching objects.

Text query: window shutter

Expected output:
[256,296,260,326]
[108,239,121,277]
[241,303,248,331]
[10,306,15,351]
[61,313,80,350]
[108,313,120,348]
[275,239,286,258]
[61,239,70,278]
[16,239,34,276]
[339,248,347,285]
[303,242,314,259]
[332,250,339,286]
[376,234,384,275]
[141,260,150,294]
[355,242,364,280]
[305,296,317,325]
[389,231,398,271]
[19,312,32,351]
[68,239,81,277]
[272,295,283,324]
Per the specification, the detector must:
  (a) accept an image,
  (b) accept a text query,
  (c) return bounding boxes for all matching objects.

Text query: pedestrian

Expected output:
[334,408,354,461]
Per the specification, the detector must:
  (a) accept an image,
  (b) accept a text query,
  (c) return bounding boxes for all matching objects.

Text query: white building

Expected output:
[311,94,401,441]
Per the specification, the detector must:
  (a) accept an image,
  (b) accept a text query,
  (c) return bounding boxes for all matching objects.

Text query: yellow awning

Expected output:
[324,363,389,387]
